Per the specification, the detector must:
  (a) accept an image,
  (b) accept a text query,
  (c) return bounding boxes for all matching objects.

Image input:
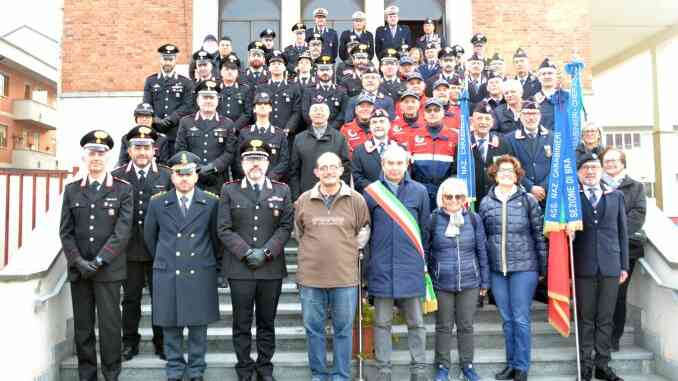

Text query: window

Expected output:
[33,89,49,104]
[0,125,7,149]
[614,134,622,148]
[633,133,640,147]
[623,133,632,149]
[0,73,8,97]
[24,84,31,100]
[606,132,642,149]
[605,134,613,147]
[220,0,281,60]
[32,131,40,151]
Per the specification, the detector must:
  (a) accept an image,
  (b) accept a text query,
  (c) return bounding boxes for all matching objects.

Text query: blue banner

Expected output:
[544,61,583,232]
[456,89,476,203]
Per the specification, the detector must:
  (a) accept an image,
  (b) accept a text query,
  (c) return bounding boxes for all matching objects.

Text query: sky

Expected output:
[0,0,62,40]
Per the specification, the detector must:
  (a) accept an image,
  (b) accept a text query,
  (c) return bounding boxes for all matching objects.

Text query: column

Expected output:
[192,0,219,52]
[446,0,472,49]
[365,0,384,64]
[281,0,301,48]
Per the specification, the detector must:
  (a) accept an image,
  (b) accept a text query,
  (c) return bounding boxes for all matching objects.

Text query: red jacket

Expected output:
[340,119,372,157]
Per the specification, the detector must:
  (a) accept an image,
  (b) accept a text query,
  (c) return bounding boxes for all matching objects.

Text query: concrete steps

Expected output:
[60,243,666,380]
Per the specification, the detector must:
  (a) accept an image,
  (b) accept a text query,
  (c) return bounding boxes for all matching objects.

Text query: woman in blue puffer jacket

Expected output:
[426,178,489,381]
[478,155,547,381]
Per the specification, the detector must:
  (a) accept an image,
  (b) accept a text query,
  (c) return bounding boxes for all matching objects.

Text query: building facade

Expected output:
[0,26,59,169]
[59,0,591,168]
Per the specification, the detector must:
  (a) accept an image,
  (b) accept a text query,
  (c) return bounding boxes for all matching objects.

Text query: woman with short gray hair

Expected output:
[426,178,489,381]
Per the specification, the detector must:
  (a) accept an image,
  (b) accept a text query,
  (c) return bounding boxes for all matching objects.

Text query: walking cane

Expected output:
[568,235,582,381]
[357,248,365,381]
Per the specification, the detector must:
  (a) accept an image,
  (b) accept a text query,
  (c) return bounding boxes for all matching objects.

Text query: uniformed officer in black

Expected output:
[241,41,270,88]
[175,80,237,194]
[218,139,293,381]
[379,49,406,101]
[425,46,460,97]
[375,5,412,59]
[260,28,277,60]
[113,126,172,362]
[338,43,372,98]
[218,54,253,130]
[291,50,317,88]
[305,7,339,61]
[235,93,289,182]
[283,23,309,79]
[470,32,488,60]
[301,56,347,130]
[306,32,324,63]
[339,11,375,62]
[117,102,171,166]
[416,17,446,50]
[143,44,195,158]
[59,130,133,381]
[513,47,542,100]
[193,49,219,84]
[335,36,360,79]
[467,53,488,109]
[254,50,302,136]
[143,151,220,381]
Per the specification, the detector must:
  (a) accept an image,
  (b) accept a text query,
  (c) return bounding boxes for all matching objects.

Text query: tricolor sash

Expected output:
[364,181,437,313]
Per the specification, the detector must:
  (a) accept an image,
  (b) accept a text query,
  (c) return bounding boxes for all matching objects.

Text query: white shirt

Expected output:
[132,163,151,180]
[176,189,195,209]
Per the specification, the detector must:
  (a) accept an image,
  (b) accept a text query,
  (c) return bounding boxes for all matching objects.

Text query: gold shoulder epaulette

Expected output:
[204,190,219,199]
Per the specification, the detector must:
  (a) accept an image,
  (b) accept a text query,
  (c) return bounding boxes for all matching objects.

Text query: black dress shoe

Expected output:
[595,367,624,381]
[154,343,166,360]
[121,345,139,361]
[495,366,515,380]
[513,369,527,381]
[189,378,204,381]
[579,367,593,381]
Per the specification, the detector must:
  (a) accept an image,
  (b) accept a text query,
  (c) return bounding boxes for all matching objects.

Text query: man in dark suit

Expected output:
[375,5,412,59]
[504,101,553,205]
[218,139,294,381]
[416,17,446,50]
[305,8,339,61]
[339,11,374,62]
[117,103,172,166]
[59,130,133,381]
[113,126,173,361]
[572,152,629,381]
[465,101,513,208]
[144,151,221,381]
[350,109,402,194]
[143,44,195,158]
[513,48,541,100]
[466,53,488,110]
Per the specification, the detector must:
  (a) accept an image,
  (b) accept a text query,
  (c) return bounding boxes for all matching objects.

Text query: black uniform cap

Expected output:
[126,125,158,145]
[80,130,114,151]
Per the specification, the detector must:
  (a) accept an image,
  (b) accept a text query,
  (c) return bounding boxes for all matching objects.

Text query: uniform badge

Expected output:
[414,135,425,144]
[271,148,277,155]
[544,145,552,157]
[273,208,280,217]
[108,209,115,216]
[348,129,358,138]
[286,97,291,103]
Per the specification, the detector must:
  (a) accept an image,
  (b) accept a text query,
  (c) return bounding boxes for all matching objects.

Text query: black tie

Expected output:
[478,139,487,162]
[588,188,598,208]
[138,170,146,186]
[253,184,261,199]
[90,181,100,193]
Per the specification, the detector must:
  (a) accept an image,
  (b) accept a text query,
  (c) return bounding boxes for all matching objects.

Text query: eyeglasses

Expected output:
[317,164,340,172]
[443,194,465,201]
[425,107,441,113]
[603,159,620,164]
[580,164,601,171]
[497,168,515,174]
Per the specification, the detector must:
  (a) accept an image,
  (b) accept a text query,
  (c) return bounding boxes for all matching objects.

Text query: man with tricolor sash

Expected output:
[362,144,433,381]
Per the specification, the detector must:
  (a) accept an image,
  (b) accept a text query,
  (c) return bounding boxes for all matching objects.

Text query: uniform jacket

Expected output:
[573,184,630,277]
[364,175,430,298]
[143,71,195,141]
[218,177,293,280]
[516,73,541,100]
[425,71,458,97]
[301,83,348,130]
[175,112,237,192]
[492,103,522,135]
[283,43,308,77]
[305,26,339,61]
[112,161,173,262]
[505,125,554,192]
[350,138,402,194]
[339,119,372,157]
[144,188,220,327]
[379,78,406,102]
[478,186,547,275]
[467,75,488,110]
[463,133,513,209]
[537,89,569,131]
[218,82,253,130]
[426,209,489,292]
[415,33,446,51]
[240,67,270,88]
[235,124,290,182]
[375,24,412,59]
[60,174,133,282]
[255,80,302,134]
[289,127,351,199]
[405,124,458,205]
[339,30,375,62]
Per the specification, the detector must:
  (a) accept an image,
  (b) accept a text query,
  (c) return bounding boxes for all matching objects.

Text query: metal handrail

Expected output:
[33,267,68,312]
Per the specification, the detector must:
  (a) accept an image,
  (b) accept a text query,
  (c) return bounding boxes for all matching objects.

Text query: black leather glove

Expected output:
[245,248,266,270]
[74,257,99,278]
[197,163,216,179]
[153,118,174,133]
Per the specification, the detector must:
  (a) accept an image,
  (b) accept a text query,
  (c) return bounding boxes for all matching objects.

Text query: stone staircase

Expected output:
[59,246,666,380]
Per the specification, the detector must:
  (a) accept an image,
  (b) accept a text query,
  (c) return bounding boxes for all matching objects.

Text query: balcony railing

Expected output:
[12,99,59,129]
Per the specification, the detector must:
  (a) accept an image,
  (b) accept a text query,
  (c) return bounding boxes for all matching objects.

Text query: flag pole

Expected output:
[357,248,365,381]
[568,234,582,381]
